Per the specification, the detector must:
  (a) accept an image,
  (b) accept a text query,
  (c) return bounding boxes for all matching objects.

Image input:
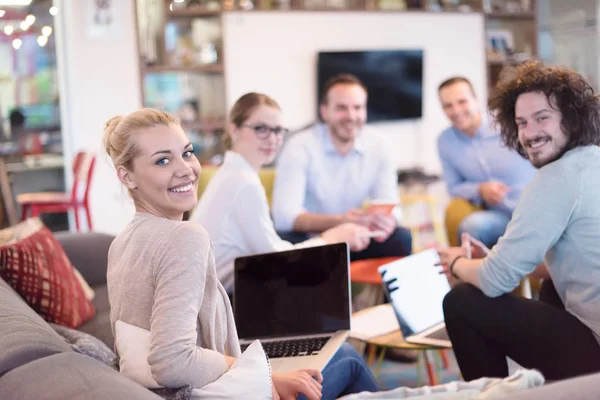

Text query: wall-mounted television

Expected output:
[317,49,424,122]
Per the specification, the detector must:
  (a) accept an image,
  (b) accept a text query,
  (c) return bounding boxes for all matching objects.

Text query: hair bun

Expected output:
[103,115,122,159]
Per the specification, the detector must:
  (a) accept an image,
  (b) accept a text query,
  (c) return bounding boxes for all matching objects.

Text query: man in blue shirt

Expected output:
[437,77,536,248]
[272,73,412,260]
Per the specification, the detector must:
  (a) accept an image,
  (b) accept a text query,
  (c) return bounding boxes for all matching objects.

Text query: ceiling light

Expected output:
[41,25,52,36]
[37,35,47,47]
[25,14,35,24]
[0,0,32,5]
[0,10,5,17]
[49,6,57,16]
[4,24,13,35]
[12,37,22,49]
[20,20,29,30]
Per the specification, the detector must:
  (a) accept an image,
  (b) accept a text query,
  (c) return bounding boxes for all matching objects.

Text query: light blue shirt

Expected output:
[479,146,600,342]
[272,124,399,232]
[437,122,536,214]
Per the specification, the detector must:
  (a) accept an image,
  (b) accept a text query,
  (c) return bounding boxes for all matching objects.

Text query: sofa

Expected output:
[2,230,600,400]
[0,231,161,399]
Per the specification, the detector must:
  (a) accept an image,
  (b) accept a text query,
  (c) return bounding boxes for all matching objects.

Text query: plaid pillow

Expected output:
[0,224,95,328]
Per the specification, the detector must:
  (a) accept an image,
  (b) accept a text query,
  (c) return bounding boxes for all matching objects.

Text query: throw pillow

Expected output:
[114,320,272,399]
[0,222,96,328]
[0,218,95,301]
[50,323,117,370]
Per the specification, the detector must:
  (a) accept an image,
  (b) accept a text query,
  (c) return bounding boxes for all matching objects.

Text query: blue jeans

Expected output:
[458,210,511,248]
[298,343,379,400]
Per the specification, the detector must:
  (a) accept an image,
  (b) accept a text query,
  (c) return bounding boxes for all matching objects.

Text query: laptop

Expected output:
[377,249,452,348]
[233,243,351,373]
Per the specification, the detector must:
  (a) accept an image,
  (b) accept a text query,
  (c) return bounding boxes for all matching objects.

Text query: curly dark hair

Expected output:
[488,60,600,157]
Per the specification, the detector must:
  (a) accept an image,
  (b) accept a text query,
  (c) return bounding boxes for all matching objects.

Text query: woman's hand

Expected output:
[272,369,323,400]
[225,355,237,369]
[321,223,371,252]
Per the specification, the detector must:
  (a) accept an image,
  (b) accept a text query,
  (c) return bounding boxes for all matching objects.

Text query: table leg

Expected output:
[424,350,438,386]
[440,349,450,370]
[374,347,386,379]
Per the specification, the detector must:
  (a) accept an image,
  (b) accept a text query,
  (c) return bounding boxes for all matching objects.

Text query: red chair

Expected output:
[17,151,96,232]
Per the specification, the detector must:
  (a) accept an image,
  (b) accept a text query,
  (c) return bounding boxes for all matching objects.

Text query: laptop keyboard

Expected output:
[425,326,450,341]
[240,336,330,359]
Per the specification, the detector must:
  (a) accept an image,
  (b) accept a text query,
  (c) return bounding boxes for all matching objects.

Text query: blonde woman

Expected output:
[103,108,328,399]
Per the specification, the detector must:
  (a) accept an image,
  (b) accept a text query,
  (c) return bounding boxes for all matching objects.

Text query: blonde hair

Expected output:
[103,108,180,171]
[225,93,281,149]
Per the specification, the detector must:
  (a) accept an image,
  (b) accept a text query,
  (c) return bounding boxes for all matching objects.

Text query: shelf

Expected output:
[485,11,535,19]
[181,119,226,131]
[167,8,222,17]
[141,64,224,74]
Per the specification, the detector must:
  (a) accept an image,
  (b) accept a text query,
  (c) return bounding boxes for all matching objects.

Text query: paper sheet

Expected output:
[350,303,400,341]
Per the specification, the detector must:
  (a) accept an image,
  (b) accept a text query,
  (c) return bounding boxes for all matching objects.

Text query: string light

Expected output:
[41,25,52,36]
[25,14,35,25]
[4,24,13,35]
[49,6,57,16]
[20,20,29,30]
[37,35,47,47]
[12,38,22,49]
[0,10,5,18]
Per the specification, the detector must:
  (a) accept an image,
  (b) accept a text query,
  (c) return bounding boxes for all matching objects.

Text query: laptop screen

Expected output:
[234,243,351,340]
[378,249,450,334]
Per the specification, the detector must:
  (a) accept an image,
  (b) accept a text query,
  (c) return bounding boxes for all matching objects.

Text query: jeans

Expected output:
[279,227,413,261]
[443,281,600,381]
[457,210,510,248]
[298,343,379,400]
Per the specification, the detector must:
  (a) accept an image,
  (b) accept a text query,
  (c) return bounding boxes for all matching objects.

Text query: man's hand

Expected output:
[479,181,509,205]
[343,209,372,227]
[436,233,491,284]
[368,214,397,242]
[272,370,323,400]
[436,245,467,282]
[461,232,490,259]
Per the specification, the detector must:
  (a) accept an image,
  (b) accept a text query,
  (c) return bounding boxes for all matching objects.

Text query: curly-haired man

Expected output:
[437,61,600,381]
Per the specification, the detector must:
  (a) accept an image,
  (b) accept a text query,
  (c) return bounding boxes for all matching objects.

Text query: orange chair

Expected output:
[17,151,95,232]
[350,256,402,285]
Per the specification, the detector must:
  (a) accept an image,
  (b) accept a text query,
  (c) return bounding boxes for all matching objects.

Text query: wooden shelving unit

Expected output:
[141,64,224,74]
[483,1,538,89]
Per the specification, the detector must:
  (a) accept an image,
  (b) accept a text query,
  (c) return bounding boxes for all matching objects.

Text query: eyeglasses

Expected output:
[242,124,290,139]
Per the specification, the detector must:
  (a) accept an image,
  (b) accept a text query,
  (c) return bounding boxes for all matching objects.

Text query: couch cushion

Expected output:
[54,231,114,287]
[0,224,96,328]
[78,284,114,349]
[0,276,72,376]
[0,352,162,400]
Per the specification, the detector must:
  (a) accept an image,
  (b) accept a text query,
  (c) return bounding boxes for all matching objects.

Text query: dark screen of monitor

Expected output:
[234,244,350,340]
[317,49,424,122]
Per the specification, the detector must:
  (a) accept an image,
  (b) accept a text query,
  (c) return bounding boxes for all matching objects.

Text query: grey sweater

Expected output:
[107,212,241,389]
[479,146,600,341]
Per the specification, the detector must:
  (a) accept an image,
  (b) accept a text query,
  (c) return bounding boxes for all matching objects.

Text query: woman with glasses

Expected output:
[190,92,378,399]
[190,92,372,295]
